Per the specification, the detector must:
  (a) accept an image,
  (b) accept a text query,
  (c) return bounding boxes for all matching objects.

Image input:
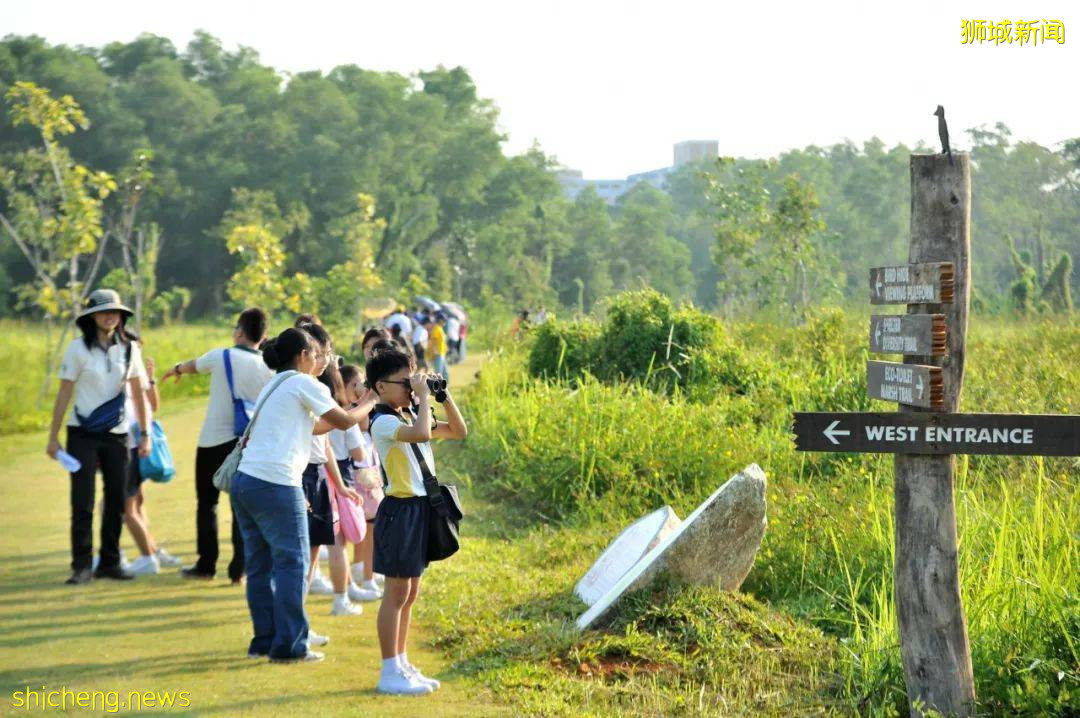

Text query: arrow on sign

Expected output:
[874,324,882,345]
[916,374,924,399]
[823,420,851,445]
[875,277,884,296]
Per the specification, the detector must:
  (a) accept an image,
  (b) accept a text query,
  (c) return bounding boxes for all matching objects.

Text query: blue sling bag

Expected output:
[223,349,256,437]
[74,342,132,433]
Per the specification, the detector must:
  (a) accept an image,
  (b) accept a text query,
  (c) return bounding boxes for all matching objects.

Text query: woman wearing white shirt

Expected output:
[46,290,152,585]
[230,327,365,663]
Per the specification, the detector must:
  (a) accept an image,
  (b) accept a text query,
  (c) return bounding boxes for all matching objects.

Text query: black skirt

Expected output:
[302,463,335,547]
[125,447,145,498]
[336,458,355,488]
[373,495,430,578]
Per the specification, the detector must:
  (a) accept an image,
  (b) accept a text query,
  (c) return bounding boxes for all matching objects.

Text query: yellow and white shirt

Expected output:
[369,410,435,498]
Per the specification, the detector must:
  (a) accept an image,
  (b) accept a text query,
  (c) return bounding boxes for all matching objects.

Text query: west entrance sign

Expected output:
[793,412,1080,457]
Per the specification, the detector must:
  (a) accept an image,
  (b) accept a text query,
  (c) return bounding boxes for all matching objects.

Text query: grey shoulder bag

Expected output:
[212,370,297,492]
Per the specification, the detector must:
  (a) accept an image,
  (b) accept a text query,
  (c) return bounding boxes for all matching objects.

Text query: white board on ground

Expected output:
[574,506,682,607]
[576,464,767,631]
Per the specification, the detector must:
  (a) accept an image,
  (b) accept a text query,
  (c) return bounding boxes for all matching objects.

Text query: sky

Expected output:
[5,0,1077,179]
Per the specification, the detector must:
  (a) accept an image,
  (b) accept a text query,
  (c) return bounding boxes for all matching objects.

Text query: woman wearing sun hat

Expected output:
[46,289,153,585]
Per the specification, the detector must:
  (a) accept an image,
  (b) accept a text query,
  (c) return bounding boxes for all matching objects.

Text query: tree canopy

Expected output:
[1,33,1076,320]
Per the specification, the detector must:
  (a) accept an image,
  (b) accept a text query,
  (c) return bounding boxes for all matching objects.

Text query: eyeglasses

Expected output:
[380,379,412,388]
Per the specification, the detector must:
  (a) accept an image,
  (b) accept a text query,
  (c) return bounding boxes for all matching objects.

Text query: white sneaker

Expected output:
[360,579,384,597]
[376,668,434,695]
[155,547,183,568]
[404,662,441,690]
[309,571,334,595]
[330,596,363,616]
[93,551,131,572]
[308,630,330,647]
[374,573,385,587]
[128,554,160,575]
[350,562,365,585]
[348,582,381,602]
[318,546,329,561]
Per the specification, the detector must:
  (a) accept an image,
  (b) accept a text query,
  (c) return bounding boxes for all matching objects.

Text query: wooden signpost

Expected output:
[869,314,947,355]
[793,412,1080,456]
[792,153,1079,717]
[866,360,943,409]
[870,262,955,304]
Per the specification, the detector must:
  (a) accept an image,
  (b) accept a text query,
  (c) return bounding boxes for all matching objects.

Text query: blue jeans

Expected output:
[432,354,449,383]
[230,471,311,658]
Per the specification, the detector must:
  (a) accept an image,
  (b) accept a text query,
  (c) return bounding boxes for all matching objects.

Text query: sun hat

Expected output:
[77,289,134,319]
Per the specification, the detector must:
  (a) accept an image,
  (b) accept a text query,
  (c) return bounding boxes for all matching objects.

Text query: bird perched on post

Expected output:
[934,105,954,166]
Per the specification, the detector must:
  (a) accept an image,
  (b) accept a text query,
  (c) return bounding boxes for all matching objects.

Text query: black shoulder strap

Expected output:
[370,403,448,516]
[408,442,451,517]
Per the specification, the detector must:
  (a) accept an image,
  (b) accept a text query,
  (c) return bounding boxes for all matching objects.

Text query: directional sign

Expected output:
[869,314,947,356]
[867,360,943,409]
[870,262,955,304]
[793,412,1080,456]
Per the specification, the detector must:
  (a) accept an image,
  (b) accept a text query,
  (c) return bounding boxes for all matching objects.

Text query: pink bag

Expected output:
[360,483,384,521]
[325,467,366,543]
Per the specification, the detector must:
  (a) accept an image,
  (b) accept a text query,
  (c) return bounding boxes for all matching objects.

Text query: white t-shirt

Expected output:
[237,373,338,487]
[194,347,275,448]
[411,325,429,346]
[309,433,330,465]
[385,312,412,336]
[125,389,140,450]
[59,337,148,434]
[445,317,461,341]
[370,411,435,498]
[328,425,364,463]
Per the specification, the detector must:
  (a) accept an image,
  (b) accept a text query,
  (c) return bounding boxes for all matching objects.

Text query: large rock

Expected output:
[576,464,768,630]
[575,506,682,606]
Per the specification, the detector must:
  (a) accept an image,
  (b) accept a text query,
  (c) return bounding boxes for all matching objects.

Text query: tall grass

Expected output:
[457,313,1080,714]
[0,320,234,434]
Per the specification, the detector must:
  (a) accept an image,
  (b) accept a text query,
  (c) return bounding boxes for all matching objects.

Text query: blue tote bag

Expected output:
[133,421,176,483]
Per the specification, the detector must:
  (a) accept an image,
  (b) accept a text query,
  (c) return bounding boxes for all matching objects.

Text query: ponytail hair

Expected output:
[262,327,312,372]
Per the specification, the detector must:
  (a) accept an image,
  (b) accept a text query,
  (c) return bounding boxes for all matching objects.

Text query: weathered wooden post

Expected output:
[893,153,975,715]
[794,150,1078,715]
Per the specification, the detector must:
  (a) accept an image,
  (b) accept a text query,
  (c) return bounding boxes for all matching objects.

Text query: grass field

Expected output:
[1,311,1077,716]
[0,352,505,717]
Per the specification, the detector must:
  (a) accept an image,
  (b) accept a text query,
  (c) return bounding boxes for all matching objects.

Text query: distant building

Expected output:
[673,140,719,167]
[557,140,718,204]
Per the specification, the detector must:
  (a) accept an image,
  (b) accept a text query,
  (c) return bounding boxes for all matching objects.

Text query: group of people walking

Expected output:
[381,305,467,381]
[46,290,468,695]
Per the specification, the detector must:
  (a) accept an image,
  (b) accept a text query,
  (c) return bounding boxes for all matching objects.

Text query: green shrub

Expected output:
[526,319,600,380]
[527,289,764,400]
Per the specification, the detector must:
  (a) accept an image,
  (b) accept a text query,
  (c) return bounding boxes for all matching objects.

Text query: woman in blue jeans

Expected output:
[230,327,365,663]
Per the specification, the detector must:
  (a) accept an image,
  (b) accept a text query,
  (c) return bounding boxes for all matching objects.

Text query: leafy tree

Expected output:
[613,184,693,301]
[312,193,385,331]
[0,81,115,397]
